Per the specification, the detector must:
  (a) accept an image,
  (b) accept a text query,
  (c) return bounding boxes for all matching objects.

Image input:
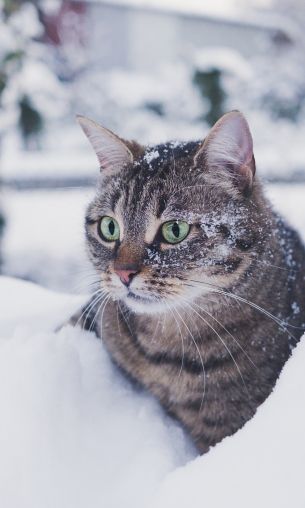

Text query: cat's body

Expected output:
[71,112,305,453]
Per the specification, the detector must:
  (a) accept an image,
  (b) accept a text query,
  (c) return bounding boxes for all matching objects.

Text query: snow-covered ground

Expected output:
[0,277,194,508]
[1,188,93,291]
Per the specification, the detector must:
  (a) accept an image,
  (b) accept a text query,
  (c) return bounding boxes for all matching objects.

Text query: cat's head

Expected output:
[79,111,270,314]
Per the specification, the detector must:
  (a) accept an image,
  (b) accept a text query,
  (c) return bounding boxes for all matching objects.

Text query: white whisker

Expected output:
[192,300,257,370]
[182,299,250,399]
[172,305,206,410]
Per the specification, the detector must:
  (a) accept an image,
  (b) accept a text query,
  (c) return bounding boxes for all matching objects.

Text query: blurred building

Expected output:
[44,0,293,75]
[82,0,292,70]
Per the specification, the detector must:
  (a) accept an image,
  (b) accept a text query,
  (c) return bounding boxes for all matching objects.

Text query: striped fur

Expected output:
[70,112,305,453]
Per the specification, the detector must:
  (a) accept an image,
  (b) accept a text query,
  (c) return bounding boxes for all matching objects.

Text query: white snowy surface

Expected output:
[0,274,305,507]
[0,276,195,508]
[1,188,94,291]
[1,129,98,181]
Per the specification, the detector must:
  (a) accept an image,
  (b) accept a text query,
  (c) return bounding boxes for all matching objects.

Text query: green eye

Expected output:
[161,221,190,244]
[99,216,120,242]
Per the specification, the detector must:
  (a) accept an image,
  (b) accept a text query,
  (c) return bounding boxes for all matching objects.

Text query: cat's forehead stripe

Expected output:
[156,196,167,218]
[110,188,121,211]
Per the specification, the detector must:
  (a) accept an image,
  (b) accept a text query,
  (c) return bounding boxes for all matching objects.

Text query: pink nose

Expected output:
[114,268,138,286]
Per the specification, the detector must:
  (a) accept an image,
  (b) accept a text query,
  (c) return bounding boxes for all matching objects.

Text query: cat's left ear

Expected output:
[194,111,256,195]
[76,115,133,174]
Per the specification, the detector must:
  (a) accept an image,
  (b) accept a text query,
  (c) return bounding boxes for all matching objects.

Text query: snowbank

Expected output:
[0,275,305,507]
[0,277,194,508]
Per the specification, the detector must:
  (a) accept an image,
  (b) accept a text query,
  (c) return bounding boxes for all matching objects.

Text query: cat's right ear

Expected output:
[76,115,133,174]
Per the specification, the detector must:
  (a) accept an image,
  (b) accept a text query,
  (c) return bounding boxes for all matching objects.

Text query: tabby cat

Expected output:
[70,111,305,453]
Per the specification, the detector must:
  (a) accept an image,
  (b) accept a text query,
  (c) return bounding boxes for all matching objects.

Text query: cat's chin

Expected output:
[122,294,169,315]
[118,284,210,314]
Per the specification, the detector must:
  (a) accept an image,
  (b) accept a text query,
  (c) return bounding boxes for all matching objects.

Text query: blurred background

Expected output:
[1,0,305,294]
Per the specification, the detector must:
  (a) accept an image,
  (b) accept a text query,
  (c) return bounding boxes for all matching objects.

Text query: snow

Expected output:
[1,189,93,291]
[0,276,194,508]
[1,146,97,181]
[1,272,305,507]
[193,47,253,80]
[144,148,160,165]
[8,2,43,39]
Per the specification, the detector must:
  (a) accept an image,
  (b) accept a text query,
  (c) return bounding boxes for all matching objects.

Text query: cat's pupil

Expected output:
[172,223,180,238]
[109,220,115,236]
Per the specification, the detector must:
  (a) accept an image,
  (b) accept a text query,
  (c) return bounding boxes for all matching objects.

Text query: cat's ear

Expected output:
[194,111,256,195]
[76,115,133,174]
